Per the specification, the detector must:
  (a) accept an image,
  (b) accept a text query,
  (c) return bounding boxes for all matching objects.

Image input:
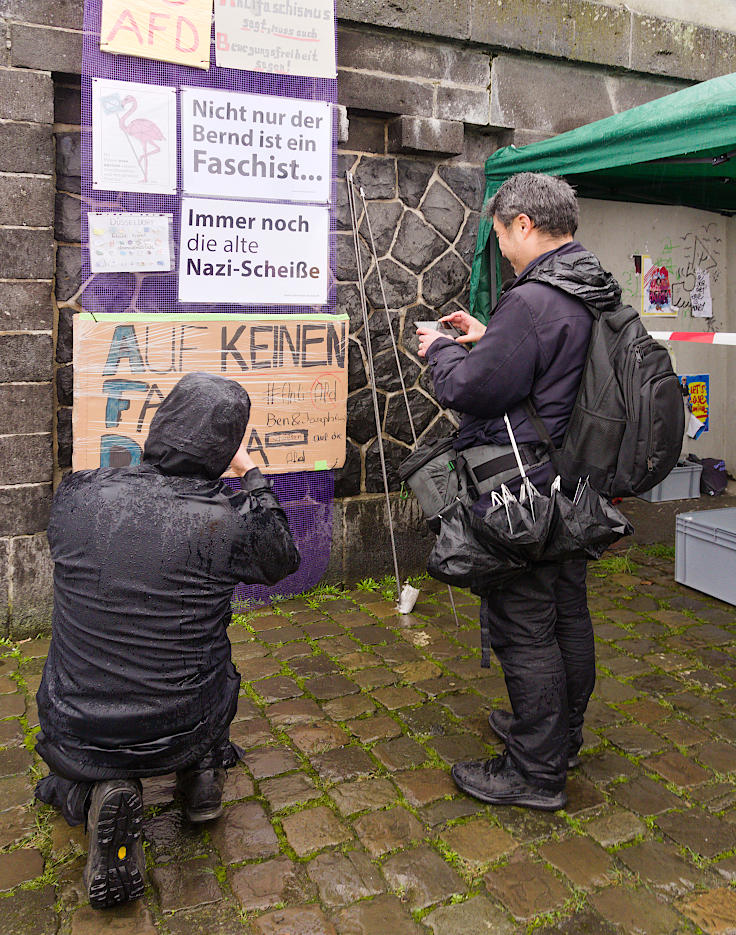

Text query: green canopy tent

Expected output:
[470,72,736,323]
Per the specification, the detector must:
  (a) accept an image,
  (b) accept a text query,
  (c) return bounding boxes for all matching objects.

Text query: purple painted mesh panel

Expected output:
[81,0,337,605]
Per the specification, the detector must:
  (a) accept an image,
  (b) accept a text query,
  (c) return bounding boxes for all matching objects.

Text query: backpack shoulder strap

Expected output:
[522,399,560,475]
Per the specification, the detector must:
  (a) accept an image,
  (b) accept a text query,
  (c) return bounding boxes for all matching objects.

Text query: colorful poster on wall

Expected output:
[641,254,676,317]
[214,0,336,78]
[92,78,177,194]
[180,87,332,203]
[680,373,709,439]
[100,0,213,69]
[179,197,329,303]
[88,213,173,272]
[73,313,348,473]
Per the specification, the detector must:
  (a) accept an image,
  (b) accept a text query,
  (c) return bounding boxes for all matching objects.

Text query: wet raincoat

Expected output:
[36,372,300,781]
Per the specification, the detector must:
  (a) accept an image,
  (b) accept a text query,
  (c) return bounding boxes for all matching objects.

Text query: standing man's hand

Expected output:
[416,327,449,359]
[440,311,486,345]
[229,439,257,477]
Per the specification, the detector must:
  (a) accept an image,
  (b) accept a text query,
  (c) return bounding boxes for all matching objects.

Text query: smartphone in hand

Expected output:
[414,320,462,338]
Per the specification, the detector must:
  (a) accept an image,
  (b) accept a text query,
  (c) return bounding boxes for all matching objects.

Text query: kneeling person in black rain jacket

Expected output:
[35,372,300,909]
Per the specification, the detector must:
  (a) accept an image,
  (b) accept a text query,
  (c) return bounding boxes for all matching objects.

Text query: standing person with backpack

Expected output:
[416,173,615,811]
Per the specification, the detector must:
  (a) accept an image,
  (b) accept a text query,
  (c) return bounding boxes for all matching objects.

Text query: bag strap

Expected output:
[522,399,561,475]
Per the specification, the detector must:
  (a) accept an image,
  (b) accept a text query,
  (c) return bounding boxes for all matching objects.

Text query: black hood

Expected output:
[143,372,251,479]
[527,250,622,313]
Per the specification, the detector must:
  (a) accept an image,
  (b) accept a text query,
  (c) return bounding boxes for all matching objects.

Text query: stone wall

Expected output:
[2,0,735,630]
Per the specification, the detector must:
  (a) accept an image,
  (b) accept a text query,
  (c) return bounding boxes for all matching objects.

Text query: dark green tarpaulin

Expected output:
[470,72,736,323]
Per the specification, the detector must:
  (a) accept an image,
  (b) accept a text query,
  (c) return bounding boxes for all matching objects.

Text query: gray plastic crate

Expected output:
[638,462,702,502]
[675,508,736,605]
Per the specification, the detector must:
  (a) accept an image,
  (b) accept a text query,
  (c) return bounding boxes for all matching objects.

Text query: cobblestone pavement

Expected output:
[2,546,736,934]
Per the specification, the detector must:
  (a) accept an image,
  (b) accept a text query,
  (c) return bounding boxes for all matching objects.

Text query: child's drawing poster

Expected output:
[641,254,676,317]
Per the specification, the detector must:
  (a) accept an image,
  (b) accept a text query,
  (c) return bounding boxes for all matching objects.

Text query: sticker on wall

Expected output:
[641,255,676,317]
[180,86,332,203]
[88,213,173,273]
[680,373,709,439]
[690,268,713,318]
[100,0,213,69]
[214,0,336,78]
[92,78,177,194]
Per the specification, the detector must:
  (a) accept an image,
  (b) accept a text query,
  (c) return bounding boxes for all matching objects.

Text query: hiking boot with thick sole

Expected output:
[176,767,226,823]
[451,753,567,811]
[488,709,582,769]
[83,779,144,909]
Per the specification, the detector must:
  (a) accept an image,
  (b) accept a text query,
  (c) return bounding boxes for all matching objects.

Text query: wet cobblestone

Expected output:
[3,546,736,932]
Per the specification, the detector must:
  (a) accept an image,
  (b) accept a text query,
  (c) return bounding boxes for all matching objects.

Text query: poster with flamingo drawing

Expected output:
[92,77,177,194]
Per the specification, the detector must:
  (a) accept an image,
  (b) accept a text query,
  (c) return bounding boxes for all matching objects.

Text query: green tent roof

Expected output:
[470,72,736,322]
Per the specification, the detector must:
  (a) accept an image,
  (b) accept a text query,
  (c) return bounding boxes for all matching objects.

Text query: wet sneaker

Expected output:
[83,779,144,909]
[451,753,567,811]
[175,767,226,823]
[488,709,582,769]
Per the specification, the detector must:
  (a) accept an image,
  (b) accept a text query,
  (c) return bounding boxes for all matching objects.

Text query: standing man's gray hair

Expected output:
[485,172,579,237]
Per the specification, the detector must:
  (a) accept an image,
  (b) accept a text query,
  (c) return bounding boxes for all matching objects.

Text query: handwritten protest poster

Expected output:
[100,0,213,69]
[214,0,336,78]
[73,313,349,473]
[180,86,331,203]
[88,213,173,272]
[92,78,177,194]
[680,373,709,439]
[179,197,329,304]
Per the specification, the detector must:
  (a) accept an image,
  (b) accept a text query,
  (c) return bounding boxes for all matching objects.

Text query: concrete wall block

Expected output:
[0,538,9,633]
[0,175,54,228]
[57,406,71,469]
[491,54,614,133]
[0,121,54,174]
[337,0,471,41]
[0,383,53,435]
[0,334,53,382]
[0,228,54,280]
[10,23,83,73]
[3,0,82,31]
[337,25,488,86]
[338,69,434,118]
[342,114,386,154]
[388,116,464,155]
[54,80,81,124]
[0,69,54,123]
[629,14,736,82]
[55,244,82,301]
[0,433,53,485]
[606,73,689,114]
[55,191,81,243]
[436,86,490,127]
[340,494,434,584]
[56,364,72,407]
[9,533,53,638]
[0,483,52,536]
[0,281,53,331]
[471,0,631,72]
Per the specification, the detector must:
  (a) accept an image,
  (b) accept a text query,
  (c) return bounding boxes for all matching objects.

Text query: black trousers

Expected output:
[480,559,595,791]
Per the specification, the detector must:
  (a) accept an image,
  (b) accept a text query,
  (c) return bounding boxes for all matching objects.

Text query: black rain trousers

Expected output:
[481,559,595,791]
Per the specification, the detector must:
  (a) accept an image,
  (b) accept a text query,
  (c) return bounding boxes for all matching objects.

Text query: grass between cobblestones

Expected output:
[1,546,736,932]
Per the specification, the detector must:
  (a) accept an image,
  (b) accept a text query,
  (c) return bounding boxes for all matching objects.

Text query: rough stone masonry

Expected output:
[3,0,736,633]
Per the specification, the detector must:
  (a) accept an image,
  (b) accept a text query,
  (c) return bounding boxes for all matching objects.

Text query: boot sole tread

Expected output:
[87,786,144,909]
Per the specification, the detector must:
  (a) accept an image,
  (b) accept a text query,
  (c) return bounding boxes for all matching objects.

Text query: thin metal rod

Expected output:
[346,172,402,600]
[446,585,460,627]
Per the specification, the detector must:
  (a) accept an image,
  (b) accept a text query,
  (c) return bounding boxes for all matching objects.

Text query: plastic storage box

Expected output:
[675,508,736,605]
[638,461,702,502]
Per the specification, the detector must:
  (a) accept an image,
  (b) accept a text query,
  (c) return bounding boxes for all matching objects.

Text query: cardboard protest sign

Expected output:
[180,86,331,203]
[92,78,178,194]
[179,197,329,304]
[100,0,213,69]
[214,0,336,78]
[73,313,348,473]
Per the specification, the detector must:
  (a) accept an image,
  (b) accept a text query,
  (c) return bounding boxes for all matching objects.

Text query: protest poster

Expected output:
[641,254,676,317]
[73,313,349,473]
[214,0,336,78]
[178,197,329,304]
[180,86,332,203]
[100,0,213,69]
[92,78,177,194]
[88,213,173,272]
[680,373,709,439]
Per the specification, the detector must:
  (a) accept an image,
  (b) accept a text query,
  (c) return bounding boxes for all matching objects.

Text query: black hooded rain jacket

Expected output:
[36,372,300,781]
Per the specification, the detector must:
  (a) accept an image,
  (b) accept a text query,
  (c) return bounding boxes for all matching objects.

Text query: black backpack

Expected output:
[522,265,684,498]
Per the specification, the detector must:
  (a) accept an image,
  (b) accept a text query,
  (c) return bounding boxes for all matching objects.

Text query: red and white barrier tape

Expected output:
[649,331,736,346]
